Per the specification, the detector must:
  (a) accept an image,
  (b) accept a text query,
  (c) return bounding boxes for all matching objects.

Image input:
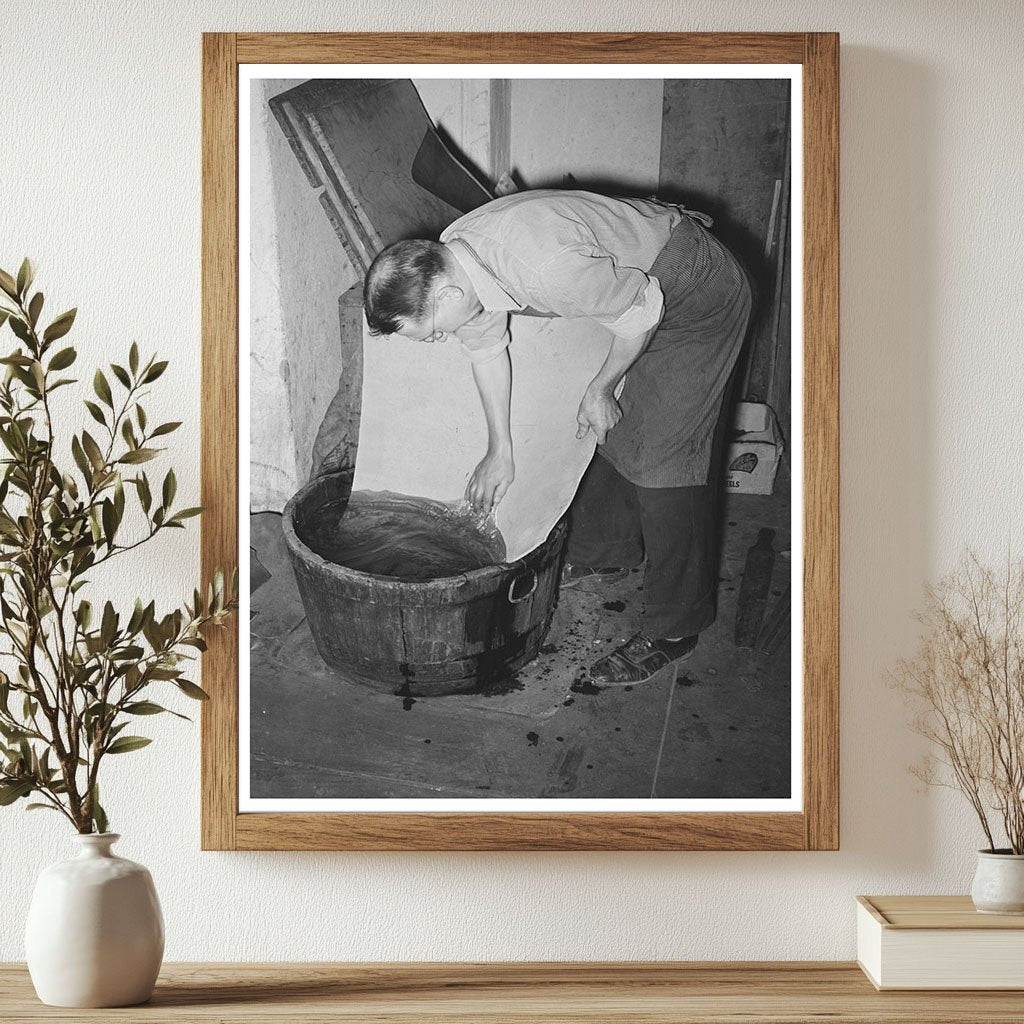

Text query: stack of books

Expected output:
[857,895,1024,990]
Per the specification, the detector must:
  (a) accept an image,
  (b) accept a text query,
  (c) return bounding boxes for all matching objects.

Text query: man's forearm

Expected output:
[588,327,658,394]
[471,349,513,455]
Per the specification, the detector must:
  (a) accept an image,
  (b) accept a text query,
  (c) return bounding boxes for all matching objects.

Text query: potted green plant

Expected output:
[0,260,236,1006]
[895,552,1024,914]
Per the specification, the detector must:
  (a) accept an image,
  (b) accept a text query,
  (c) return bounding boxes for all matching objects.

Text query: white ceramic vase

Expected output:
[971,849,1024,915]
[25,833,164,1007]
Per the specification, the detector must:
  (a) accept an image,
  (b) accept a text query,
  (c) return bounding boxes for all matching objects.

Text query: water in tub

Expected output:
[298,491,506,582]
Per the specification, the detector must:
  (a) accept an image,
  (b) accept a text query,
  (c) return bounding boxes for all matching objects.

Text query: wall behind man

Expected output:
[511,78,663,193]
[249,78,351,510]
[2,0,1022,961]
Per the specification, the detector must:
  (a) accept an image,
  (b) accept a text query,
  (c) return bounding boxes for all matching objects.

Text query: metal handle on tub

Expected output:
[507,569,538,604]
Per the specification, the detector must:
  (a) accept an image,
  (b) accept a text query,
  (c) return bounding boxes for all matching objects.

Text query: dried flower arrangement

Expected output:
[895,552,1024,854]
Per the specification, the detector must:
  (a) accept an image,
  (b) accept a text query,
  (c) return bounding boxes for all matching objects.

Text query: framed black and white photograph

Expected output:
[201,32,838,851]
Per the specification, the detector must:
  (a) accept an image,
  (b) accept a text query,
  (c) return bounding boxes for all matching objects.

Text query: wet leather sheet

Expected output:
[352,317,610,562]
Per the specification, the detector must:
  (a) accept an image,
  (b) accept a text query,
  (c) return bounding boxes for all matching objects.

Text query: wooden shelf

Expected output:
[3,962,1024,1022]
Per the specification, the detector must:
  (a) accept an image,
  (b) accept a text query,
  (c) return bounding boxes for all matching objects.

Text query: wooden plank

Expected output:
[269,79,468,271]
[801,32,841,852]
[309,285,364,479]
[236,32,808,65]
[769,225,793,427]
[488,78,512,181]
[234,812,806,851]
[4,962,1024,1022]
[200,32,239,852]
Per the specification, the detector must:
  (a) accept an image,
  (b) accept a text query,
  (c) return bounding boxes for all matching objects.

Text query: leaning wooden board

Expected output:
[268,78,485,274]
[3,962,1024,1022]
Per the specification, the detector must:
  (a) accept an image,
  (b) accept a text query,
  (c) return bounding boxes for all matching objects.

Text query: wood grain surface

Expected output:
[861,895,1024,930]
[3,962,1023,1023]
[801,31,841,853]
[232,810,807,851]
[200,31,239,852]
[235,32,808,64]
[201,32,840,851]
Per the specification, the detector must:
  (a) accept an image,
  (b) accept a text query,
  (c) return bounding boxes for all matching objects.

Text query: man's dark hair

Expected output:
[363,239,449,336]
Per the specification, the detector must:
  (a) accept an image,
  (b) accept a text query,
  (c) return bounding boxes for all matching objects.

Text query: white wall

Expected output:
[511,79,663,192]
[249,78,354,510]
[1,0,1022,962]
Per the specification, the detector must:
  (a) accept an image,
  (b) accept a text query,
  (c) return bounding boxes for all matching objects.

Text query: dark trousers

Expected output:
[565,455,718,638]
[565,373,735,640]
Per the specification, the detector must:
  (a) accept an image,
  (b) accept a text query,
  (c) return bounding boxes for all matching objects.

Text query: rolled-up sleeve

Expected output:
[456,310,511,364]
[532,247,665,336]
[593,277,664,336]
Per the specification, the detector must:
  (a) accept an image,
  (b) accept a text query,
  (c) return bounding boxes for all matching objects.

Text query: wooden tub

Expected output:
[282,472,566,696]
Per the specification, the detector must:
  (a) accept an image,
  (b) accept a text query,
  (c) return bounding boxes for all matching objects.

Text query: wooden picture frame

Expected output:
[201,32,838,851]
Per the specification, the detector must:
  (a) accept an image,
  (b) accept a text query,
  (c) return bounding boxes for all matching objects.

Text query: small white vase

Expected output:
[971,849,1024,915]
[25,833,164,1007]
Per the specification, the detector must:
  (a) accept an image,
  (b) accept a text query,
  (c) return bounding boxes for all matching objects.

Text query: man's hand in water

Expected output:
[576,383,622,445]
[466,449,515,512]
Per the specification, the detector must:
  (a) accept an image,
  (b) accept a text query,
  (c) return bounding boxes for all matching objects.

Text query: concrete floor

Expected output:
[249,470,792,801]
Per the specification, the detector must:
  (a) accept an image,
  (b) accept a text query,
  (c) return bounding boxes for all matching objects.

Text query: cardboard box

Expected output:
[724,402,783,495]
